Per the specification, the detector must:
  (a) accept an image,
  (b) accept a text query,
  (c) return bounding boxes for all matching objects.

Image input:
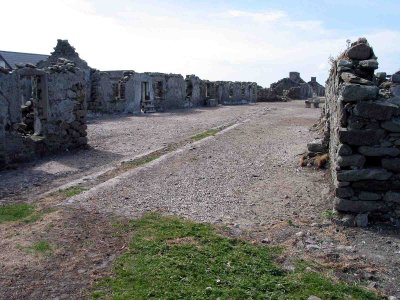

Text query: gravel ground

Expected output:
[69,102,329,226]
[1,101,399,298]
[67,101,399,298]
[0,104,268,202]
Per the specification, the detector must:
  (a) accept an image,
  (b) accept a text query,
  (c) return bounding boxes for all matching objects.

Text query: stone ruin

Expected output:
[257,72,325,102]
[0,56,87,169]
[314,37,400,225]
[0,39,259,168]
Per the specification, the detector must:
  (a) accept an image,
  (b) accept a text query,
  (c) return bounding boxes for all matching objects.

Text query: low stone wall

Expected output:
[325,38,400,224]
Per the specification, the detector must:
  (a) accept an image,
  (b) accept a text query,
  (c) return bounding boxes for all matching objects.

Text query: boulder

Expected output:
[353,102,398,120]
[340,84,379,102]
[337,168,392,181]
[337,154,365,168]
[358,146,400,157]
[338,129,385,146]
[346,43,372,60]
[382,158,400,172]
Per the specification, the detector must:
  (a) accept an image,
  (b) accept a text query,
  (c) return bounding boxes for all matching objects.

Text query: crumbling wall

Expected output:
[325,38,400,223]
[45,60,87,151]
[185,75,202,107]
[257,72,322,102]
[164,74,186,109]
[0,59,88,168]
[308,77,325,97]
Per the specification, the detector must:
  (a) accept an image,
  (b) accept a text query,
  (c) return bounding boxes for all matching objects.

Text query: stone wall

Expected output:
[89,71,257,113]
[0,58,87,168]
[324,38,400,223]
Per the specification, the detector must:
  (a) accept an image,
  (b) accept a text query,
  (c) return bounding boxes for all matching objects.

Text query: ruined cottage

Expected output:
[257,72,323,102]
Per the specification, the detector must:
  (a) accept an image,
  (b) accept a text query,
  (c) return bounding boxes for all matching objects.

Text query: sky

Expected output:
[2,0,400,87]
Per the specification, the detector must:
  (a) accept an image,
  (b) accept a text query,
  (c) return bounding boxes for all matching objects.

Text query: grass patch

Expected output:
[17,241,53,255]
[29,241,52,254]
[93,213,379,300]
[60,186,88,197]
[0,203,36,223]
[322,210,337,220]
[191,128,221,141]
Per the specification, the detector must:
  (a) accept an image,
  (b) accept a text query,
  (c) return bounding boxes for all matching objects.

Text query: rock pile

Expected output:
[324,38,400,225]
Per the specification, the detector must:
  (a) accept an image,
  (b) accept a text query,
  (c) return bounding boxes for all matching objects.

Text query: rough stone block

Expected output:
[341,72,373,85]
[336,187,354,198]
[358,192,382,201]
[358,146,400,157]
[340,84,378,102]
[391,85,400,97]
[307,139,326,153]
[337,168,392,181]
[337,154,365,168]
[382,158,400,172]
[355,213,369,227]
[353,102,398,120]
[384,191,400,203]
[392,71,400,84]
[337,144,352,156]
[346,43,372,60]
[359,59,379,70]
[352,180,394,192]
[338,128,385,146]
[382,118,400,132]
[337,60,353,68]
[334,197,387,213]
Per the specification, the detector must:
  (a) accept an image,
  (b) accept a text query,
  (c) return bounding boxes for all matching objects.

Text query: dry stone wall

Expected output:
[0,58,87,169]
[325,38,400,223]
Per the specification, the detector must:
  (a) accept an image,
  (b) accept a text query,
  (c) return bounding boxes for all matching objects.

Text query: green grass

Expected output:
[29,241,52,254]
[321,210,338,220]
[60,186,88,197]
[0,203,36,223]
[93,213,380,300]
[17,240,53,255]
[191,128,221,141]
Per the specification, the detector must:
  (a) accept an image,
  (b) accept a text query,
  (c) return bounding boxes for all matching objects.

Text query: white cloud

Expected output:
[1,0,399,87]
[226,10,287,23]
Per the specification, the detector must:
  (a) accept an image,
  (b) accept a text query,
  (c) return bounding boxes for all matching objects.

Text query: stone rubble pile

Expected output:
[324,37,400,225]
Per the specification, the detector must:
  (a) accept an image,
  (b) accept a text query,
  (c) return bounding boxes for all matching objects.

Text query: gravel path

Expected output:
[69,101,329,226]
[0,104,269,202]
